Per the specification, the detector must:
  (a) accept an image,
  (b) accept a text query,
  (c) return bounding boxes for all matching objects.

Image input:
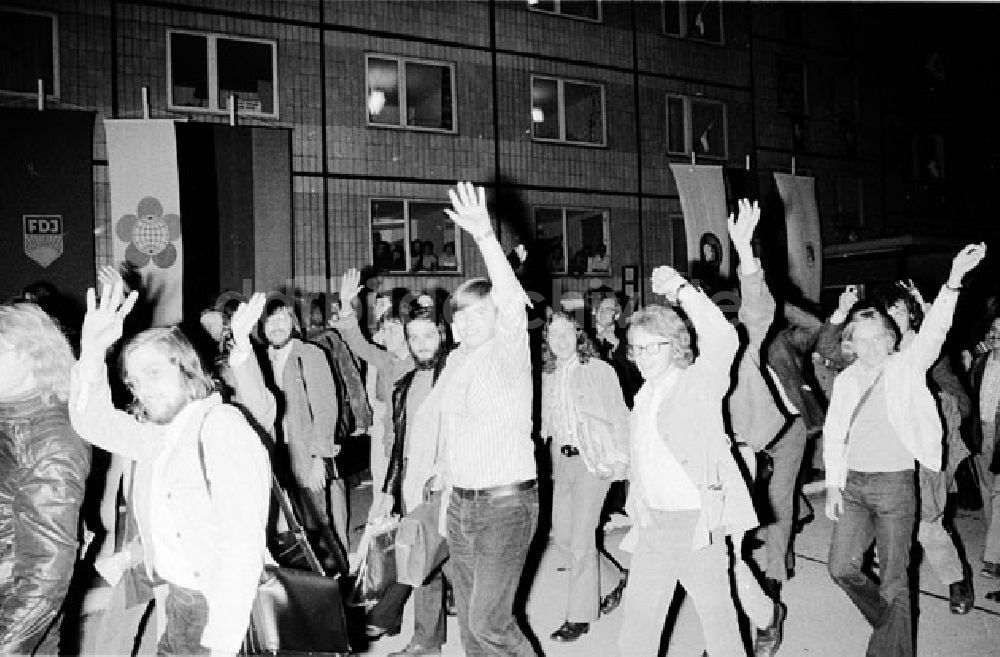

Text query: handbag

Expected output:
[347,516,399,609]
[394,492,449,587]
[194,413,351,655]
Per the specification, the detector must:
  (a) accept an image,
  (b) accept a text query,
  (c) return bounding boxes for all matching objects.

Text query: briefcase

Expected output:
[395,493,449,587]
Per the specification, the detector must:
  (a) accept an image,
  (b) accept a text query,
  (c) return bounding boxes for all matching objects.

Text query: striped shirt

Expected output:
[980,353,1000,423]
[439,235,537,489]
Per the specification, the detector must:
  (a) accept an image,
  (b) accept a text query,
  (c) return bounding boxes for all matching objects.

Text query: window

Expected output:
[776,59,807,115]
[371,199,462,274]
[665,95,727,159]
[0,8,58,97]
[534,207,610,276]
[662,1,723,44]
[531,76,606,146]
[527,0,601,22]
[366,55,456,133]
[167,30,278,117]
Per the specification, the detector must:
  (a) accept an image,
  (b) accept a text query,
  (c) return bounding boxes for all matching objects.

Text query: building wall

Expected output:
[2,0,998,310]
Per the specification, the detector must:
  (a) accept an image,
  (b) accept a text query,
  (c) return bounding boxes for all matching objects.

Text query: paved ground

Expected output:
[361,484,1000,657]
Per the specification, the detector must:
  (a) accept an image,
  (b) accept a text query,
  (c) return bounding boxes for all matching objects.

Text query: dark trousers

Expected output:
[445,484,539,657]
[367,570,447,648]
[155,584,209,656]
[828,470,916,657]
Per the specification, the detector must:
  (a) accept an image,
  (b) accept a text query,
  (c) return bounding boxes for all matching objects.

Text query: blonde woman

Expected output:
[618,266,756,657]
[541,312,629,642]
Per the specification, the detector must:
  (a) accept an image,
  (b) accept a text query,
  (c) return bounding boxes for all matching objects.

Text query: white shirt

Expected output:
[268,340,295,387]
[980,352,1000,423]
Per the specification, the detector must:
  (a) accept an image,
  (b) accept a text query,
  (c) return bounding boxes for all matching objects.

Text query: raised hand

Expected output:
[651,265,687,301]
[229,292,265,346]
[339,268,364,311]
[837,286,860,316]
[948,242,987,288]
[444,181,493,241]
[727,198,760,259]
[897,279,929,312]
[97,265,123,294]
[81,277,138,360]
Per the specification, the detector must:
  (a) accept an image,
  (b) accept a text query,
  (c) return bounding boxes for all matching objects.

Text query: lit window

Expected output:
[366,55,456,133]
[167,30,278,117]
[534,207,610,276]
[0,8,58,97]
[662,0,723,44]
[527,0,601,22]
[371,199,462,274]
[666,95,727,159]
[531,76,606,146]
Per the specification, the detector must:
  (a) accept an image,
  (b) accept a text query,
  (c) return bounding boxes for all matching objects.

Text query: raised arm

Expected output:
[445,181,531,337]
[730,199,776,353]
[70,268,158,461]
[652,265,739,376]
[226,292,276,430]
[815,287,859,371]
[331,267,394,373]
[909,243,987,372]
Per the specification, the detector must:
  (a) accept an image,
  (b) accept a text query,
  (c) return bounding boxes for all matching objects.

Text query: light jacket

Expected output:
[823,286,958,489]
[627,285,757,551]
[70,364,270,653]
[541,358,630,480]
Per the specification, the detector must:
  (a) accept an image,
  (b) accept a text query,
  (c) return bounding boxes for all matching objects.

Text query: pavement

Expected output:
[361,483,1000,657]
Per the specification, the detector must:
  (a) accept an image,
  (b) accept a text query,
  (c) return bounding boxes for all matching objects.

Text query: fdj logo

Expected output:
[25,216,62,235]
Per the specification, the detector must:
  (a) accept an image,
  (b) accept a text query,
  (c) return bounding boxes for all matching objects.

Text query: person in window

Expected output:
[587,243,610,273]
[411,239,425,272]
[570,246,592,277]
[823,244,985,657]
[541,312,629,643]
[420,240,439,272]
[374,233,393,272]
[391,245,406,271]
[439,241,458,271]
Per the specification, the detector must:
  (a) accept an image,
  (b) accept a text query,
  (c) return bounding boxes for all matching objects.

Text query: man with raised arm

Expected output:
[426,181,538,655]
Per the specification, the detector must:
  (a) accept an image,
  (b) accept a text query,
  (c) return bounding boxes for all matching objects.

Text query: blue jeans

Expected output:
[445,483,539,657]
[156,584,209,656]
[828,470,916,657]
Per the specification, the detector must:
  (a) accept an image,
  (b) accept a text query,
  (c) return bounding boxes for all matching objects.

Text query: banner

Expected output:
[106,120,184,326]
[774,173,823,303]
[669,163,731,281]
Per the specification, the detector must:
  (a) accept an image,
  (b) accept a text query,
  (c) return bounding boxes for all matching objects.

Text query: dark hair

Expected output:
[450,278,492,313]
[841,303,901,358]
[541,312,600,373]
[874,283,924,332]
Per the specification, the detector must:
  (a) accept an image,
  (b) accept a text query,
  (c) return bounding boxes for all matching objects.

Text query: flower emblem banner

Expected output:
[106,119,184,326]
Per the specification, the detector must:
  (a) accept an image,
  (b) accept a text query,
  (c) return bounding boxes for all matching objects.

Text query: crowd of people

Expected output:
[0,180,997,657]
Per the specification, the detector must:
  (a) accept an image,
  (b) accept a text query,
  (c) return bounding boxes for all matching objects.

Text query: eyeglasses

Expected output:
[627,341,671,358]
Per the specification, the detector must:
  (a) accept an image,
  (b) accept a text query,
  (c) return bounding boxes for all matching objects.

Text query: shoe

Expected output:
[550,621,589,642]
[388,644,442,656]
[600,575,628,615]
[949,579,974,614]
[366,624,401,640]
[753,601,786,657]
[982,561,1000,578]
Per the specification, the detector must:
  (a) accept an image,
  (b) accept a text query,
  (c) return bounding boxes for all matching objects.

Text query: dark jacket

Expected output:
[383,351,450,515]
[967,353,1000,469]
[0,395,90,654]
[595,327,643,409]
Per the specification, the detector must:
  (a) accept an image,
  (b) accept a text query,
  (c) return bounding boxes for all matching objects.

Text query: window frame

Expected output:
[533,205,611,277]
[530,75,607,147]
[665,94,728,160]
[364,54,458,134]
[369,198,464,275]
[166,28,279,119]
[661,0,725,45]
[526,0,603,23]
[0,6,59,99]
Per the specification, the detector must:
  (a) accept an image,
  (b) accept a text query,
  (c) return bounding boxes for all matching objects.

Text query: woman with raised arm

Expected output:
[617,263,755,657]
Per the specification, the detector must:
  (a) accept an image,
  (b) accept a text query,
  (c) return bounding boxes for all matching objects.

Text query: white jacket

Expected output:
[823,286,957,489]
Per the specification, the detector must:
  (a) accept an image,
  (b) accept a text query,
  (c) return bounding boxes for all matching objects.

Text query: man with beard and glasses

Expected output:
[262,304,347,573]
[337,272,454,654]
[69,277,270,656]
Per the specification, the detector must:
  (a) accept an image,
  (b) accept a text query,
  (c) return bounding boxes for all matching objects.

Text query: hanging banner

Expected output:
[669,163,731,281]
[106,119,184,326]
[774,172,823,303]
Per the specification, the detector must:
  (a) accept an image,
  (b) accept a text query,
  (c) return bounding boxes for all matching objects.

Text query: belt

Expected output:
[560,444,580,457]
[452,479,537,500]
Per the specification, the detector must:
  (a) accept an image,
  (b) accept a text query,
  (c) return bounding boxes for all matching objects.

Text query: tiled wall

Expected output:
[2,0,986,306]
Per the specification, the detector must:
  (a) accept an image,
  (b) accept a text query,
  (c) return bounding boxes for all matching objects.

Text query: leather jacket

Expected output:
[0,395,90,655]
[383,351,450,515]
